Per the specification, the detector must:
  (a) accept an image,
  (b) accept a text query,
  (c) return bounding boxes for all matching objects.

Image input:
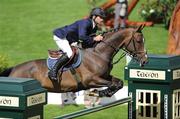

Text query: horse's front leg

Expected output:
[110,76,124,91]
[89,75,123,97]
[98,76,124,97]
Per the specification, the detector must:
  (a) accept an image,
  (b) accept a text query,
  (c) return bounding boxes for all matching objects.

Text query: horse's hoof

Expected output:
[88,89,99,97]
[88,92,99,97]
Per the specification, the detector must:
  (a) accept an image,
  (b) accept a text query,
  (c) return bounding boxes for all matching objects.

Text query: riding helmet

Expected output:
[90,7,106,18]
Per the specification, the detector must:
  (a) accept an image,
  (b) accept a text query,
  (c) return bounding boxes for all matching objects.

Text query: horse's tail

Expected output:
[0,67,13,77]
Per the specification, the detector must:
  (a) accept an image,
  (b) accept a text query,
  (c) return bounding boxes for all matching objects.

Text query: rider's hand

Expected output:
[93,35,103,41]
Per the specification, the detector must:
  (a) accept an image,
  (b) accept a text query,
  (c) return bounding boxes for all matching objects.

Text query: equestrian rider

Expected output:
[48,7,106,80]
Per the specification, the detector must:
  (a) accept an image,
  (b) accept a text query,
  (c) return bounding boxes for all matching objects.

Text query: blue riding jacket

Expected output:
[53,18,97,48]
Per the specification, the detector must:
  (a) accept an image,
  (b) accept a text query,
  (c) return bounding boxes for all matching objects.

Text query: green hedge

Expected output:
[0,55,9,73]
[139,0,177,28]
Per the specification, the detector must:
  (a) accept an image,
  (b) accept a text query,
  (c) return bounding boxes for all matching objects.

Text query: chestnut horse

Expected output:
[0,25,148,97]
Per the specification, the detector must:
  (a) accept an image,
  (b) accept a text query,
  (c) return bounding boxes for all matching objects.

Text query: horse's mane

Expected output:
[95,28,135,49]
[103,28,135,41]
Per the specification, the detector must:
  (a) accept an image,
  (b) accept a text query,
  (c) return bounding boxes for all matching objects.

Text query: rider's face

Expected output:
[94,16,104,26]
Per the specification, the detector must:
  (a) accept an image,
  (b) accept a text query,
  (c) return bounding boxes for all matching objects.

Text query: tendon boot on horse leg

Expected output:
[48,53,69,80]
[89,85,117,97]
[99,79,123,97]
[95,77,123,97]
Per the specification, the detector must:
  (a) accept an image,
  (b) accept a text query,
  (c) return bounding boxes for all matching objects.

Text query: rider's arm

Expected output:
[78,22,95,47]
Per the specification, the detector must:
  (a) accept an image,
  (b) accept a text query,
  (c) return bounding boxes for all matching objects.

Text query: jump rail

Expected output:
[54,96,132,119]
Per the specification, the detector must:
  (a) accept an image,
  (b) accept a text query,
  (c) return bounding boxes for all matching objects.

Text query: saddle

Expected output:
[48,49,63,59]
[48,47,84,90]
[47,47,82,72]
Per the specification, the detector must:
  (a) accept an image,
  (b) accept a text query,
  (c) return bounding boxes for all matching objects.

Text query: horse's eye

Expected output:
[134,34,143,43]
[137,39,143,43]
[137,36,144,43]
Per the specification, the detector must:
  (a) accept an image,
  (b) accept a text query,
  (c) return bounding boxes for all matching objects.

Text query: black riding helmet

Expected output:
[90,7,106,19]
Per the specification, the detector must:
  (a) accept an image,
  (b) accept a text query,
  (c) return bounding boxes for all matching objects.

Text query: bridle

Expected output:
[122,32,147,61]
[101,31,147,64]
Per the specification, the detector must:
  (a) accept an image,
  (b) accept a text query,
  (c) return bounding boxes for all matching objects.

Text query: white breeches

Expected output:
[53,35,73,58]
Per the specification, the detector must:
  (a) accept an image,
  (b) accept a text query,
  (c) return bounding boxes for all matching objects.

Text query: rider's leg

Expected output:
[53,35,73,58]
[48,35,73,80]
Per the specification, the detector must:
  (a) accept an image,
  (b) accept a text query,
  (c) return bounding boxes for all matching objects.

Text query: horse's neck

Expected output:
[94,30,130,59]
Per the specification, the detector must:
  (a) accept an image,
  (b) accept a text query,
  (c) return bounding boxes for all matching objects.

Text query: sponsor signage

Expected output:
[28,115,41,119]
[0,118,13,119]
[0,96,19,107]
[129,69,166,80]
[173,69,180,80]
[27,93,46,107]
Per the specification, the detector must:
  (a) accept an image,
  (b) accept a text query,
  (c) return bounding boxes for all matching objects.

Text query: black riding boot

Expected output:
[48,54,69,80]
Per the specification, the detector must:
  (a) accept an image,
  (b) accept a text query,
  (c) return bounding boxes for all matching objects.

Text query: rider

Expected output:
[48,7,106,80]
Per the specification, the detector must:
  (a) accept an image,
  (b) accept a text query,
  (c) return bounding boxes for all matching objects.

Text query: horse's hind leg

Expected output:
[98,76,123,97]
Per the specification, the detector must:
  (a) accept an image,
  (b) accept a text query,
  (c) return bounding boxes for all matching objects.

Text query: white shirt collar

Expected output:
[92,20,96,29]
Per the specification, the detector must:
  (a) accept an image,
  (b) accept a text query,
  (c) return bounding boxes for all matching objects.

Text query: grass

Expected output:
[0,0,90,64]
[0,0,169,119]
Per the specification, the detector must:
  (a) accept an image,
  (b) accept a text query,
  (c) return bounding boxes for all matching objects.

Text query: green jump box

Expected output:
[125,55,180,119]
[0,77,47,119]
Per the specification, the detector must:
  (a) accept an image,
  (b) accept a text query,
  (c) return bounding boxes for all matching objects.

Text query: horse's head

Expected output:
[95,25,148,66]
[122,25,148,66]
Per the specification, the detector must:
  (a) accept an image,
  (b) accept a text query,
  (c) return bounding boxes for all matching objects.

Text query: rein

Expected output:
[100,38,126,65]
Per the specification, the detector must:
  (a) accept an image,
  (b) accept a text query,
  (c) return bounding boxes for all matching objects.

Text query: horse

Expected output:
[0,25,148,97]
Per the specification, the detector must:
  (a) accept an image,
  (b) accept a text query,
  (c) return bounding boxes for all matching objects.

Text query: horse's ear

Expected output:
[136,24,145,32]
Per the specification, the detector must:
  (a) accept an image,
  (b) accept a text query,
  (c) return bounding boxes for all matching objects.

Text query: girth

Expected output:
[70,68,86,91]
